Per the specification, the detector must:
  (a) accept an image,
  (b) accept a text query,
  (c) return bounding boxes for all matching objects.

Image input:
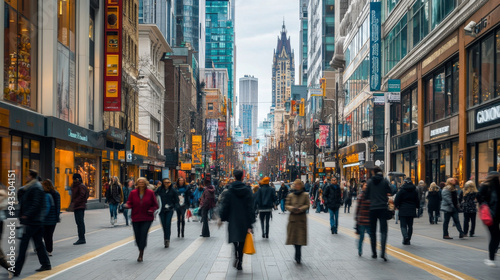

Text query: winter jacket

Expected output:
[193,187,204,206]
[441,187,457,213]
[200,185,216,210]
[343,188,352,205]
[310,183,319,200]
[426,191,442,212]
[122,186,131,204]
[176,184,193,209]
[255,184,277,210]
[19,179,46,226]
[44,191,61,225]
[278,186,289,200]
[478,181,500,220]
[155,186,179,213]
[220,181,255,243]
[285,190,309,246]
[355,191,370,226]
[366,173,392,210]
[304,183,311,193]
[394,182,420,217]
[106,182,123,204]
[323,183,342,210]
[459,192,477,214]
[71,181,88,210]
[126,189,158,222]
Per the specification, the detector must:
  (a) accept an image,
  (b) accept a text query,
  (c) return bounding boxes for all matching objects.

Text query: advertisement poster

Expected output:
[318,124,331,148]
[218,121,227,144]
[103,0,122,111]
[192,135,202,165]
[206,119,218,143]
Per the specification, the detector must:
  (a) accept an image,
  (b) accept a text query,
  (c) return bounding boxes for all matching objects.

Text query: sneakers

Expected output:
[48,252,53,256]
[73,240,86,245]
[484,259,496,267]
[111,217,115,227]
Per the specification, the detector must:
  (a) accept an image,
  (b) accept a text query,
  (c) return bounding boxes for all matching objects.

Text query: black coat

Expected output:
[323,183,342,210]
[366,173,392,210]
[220,181,255,243]
[427,191,442,212]
[278,186,289,200]
[394,182,420,217]
[44,191,61,225]
[255,184,277,209]
[155,186,179,213]
[19,180,46,226]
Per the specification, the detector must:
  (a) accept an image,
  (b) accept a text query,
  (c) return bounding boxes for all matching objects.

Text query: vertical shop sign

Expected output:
[318,124,331,148]
[370,2,381,91]
[192,135,202,165]
[387,79,401,103]
[104,0,122,111]
[218,121,227,144]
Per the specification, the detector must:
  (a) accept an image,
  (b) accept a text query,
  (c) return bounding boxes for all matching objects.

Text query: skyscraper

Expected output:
[175,0,206,67]
[239,75,258,140]
[138,0,175,45]
[272,21,295,137]
[299,0,309,86]
[205,0,235,114]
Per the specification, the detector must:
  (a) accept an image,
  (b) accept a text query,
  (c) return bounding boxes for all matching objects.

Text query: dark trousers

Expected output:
[463,212,476,236]
[233,242,244,262]
[294,245,302,260]
[259,212,271,235]
[74,209,86,241]
[201,208,210,237]
[159,211,174,240]
[176,207,186,235]
[344,201,351,213]
[132,221,152,251]
[399,216,414,241]
[369,209,388,257]
[43,224,57,253]
[428,210,439,224]
[487,222,500,260]
[443,211,463,237]
[15,225,51,275]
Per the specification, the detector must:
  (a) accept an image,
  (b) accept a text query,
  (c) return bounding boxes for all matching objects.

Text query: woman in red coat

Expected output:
[125,177,158,262]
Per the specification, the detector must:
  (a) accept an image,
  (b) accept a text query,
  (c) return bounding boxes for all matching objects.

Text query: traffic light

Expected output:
[320,77,326,97]
[299,98,305,116]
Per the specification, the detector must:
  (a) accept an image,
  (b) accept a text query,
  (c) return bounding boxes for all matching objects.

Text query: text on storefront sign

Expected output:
[476,102,500,129]
[68,129,88,142]
[430,126,449,137]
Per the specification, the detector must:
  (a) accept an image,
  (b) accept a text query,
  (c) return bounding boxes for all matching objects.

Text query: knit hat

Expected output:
[260,177,270,185]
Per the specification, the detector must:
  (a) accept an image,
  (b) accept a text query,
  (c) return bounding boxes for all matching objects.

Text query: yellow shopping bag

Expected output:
[242,233,256,255]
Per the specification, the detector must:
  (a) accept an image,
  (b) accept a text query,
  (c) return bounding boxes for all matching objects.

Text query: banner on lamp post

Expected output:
[370,1,381,91]
[192,135,202,165]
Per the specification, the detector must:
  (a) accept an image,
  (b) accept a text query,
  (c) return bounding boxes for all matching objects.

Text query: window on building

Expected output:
[431,0,455,29]
[208,103,214,111]
[411,87,418,129]
[387,0,400,16]
[384,14,407,74]
[425,57,459,123]
[411,0,430,48]
[391,85,417,136]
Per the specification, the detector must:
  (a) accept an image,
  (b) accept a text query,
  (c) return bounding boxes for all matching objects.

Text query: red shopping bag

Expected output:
[479,204,493,226]
[186,209,193,219]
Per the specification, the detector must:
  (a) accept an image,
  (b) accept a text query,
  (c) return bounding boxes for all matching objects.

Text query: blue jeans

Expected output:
[328,208,339,232]
[280,199,286,212]
[123,208,130,225]
[358,225,370,255]
[109,203,118,219]
[315,201,321,213]
[159,210,174,240]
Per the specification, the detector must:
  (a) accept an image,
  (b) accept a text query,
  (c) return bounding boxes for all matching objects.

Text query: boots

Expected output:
[181,221,185,238]
[164,240,170,248]
[137,250,144,262]
[177,221,181,238]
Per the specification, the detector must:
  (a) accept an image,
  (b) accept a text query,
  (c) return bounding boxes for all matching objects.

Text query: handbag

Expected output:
[243,233,256,255]
[479,203,493,226]
[386,196,395,220]
[118,203,124,214]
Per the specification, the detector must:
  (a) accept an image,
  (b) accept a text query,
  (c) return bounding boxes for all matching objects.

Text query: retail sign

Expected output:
[181,163,192,171]
[475,101,500,129]
[318,124,331,148]
[68,128,88,142]
[126,151,132,163]
[387,80,401,103]
[103,0,122,111]
[373,93,384,106]
[429,120,451,140]
[369,1,381,91]
[192,135,202,165]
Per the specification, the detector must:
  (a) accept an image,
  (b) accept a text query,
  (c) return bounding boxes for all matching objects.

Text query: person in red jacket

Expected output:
[125,177,158,262]
[71,173,88,245]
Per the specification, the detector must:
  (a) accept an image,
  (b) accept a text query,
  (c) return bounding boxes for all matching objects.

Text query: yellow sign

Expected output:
[181,163,192,171]
[130,135,148,157]
[106,55,119,76]
[105,81,119,98]
[192,135,202,165]
[300,98,305,116]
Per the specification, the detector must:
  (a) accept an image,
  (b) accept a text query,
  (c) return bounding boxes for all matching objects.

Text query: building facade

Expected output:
[239,75,258,139]
[175,0,206,68]
[299,0,309,86]
[138,0,176,46]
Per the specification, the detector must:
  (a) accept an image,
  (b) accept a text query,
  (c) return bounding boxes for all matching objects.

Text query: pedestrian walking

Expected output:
[366,167,392,261]
[148,179,156,191]
[344,183,352,213]
[71,173,88,245]
[255,177,277,238]
[355,180,370,256]
[441,178,465,239]
[155,180,162,190]
[427,183,442,224]
[122,179,133,226]
[324,177,342,234]
[394,178,420,245]
[310,179,321,213]
[41,179,61,256]
[0,184,13,278]
[278,183,289,213]
[478,171,500,267]
[304,180,311,193]
[105,176,123,227]
[175,177,192,238]
[285,179,309,264]
[125,177,159,262]
[155,178,179,248]
[219,169,255,271]
[460,180,478,237]
[13,169,51,276]
[200,175,216,237]
[417,181,427,218]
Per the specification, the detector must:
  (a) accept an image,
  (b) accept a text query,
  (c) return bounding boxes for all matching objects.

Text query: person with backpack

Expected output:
[105,176,123,227]
[71,173,89,245]
[255,177,277,238]
[42,180,61,256]
[323,177,342,234]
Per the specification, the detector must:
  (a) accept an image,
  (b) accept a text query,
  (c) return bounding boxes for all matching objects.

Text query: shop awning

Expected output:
[343,162,360,168]
[339,143,366,157]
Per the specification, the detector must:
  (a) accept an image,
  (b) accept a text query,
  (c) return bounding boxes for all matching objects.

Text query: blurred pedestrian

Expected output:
[304,180,311,193]
[417,181,427,218]
[427,183,442,224]
[460,180,478,237]
[478,172,500,267]
[105,176,123,227]
[324,177,342,234]
[125,177,159,262]
[200,175,216,237]
[441,178,465,239]
[155,180,162,190]
[42,179,61,256]
[148,179,155,191]
[394,178,420,245]
[355,180,370,256]
[175,177,192,238]
[122,179,133,226]
[219,169,255,270]
[155,178,179,248]
[344,182,353,213]
[71,173,88,245]
[286,179,310,264]
[278,183,289,213]
[14,170,51,276]
[255,177,277,238]
[366,167,392,261]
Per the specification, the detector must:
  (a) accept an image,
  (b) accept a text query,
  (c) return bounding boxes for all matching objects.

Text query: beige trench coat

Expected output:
[285,191,310,246]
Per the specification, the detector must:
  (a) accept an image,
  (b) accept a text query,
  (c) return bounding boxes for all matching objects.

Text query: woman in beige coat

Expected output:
[286,179,310,264]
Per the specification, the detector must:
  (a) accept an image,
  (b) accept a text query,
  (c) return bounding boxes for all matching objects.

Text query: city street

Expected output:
[4,205,496,280]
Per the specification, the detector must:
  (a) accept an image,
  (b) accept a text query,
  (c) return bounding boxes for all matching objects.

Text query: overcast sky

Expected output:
[235,0,300,125]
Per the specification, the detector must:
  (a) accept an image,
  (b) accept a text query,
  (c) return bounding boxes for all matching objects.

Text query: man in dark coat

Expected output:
[394,178,420,245]
[71,173,88,245]
[323,177,342,234]
[278,183,289,213]
[14,170,51,276]
[255,177,277,238]
[220,169,255,271]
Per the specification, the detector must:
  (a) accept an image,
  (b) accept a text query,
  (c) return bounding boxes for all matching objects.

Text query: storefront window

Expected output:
[404,152,410,177]
[402,90,410,133]
[452,60,459,114]
[57,0,77,123]
[440,142,451,182]
[468,44,480,106]
[1,136,12,187]
[470,145,476,181]
[452,141,459,179]
[478,141,494,183]
[425,58,459,123]
[411,87,418,130]
[3,0,38,110]
[497,141,500,173]
[481,35,495,103]
[434,71,446,120]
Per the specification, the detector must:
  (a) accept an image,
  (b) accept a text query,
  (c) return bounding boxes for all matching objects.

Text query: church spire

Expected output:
[282,17,286,32]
